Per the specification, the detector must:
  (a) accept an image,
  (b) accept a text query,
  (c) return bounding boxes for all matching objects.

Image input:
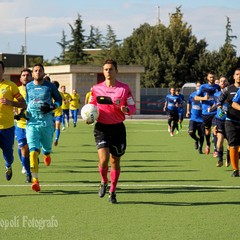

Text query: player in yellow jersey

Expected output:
[14,68,32,182]
[52,81,64,146]
[70,89,80,127]
[0,61,27,181]
[61,85,72,130]
[85,87,92,104]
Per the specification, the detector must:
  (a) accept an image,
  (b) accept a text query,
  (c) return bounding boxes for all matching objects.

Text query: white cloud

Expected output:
[0,0,240,60]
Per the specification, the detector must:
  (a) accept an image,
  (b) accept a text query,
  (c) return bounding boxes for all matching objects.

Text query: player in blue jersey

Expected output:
[217,68,240,177]
[195,72,221,154]
[163,87,181,136]
[208,77,229,167]
[186,82,204,154]
[26,63,62,191]
[175,88,185,130]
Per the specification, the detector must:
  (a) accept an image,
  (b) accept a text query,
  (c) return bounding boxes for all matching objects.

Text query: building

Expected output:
[3,64,144,114]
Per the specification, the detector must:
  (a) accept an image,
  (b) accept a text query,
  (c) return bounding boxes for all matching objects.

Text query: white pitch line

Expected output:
[0,184,240,189]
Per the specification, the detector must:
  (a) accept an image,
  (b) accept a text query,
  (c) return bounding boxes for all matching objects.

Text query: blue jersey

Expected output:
[214,91,227,121]
[26,80,62,127]
[232,88,240,104]
[188,91,202,122]
[165,94,181,111]
[196,83,220,115]
[177,93,185,114]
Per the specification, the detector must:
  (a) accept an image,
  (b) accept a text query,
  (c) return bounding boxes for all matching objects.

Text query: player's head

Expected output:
[61,85,66,92]
[206,72,215,84]
[44,75,51,81]
[52,81,60,89]
[104,59,118,71]
[219,76,228,89]
[233,68,240,85]
[196,81,201,90]
[169,87,175,95]
[32,63,45,81]
[20,68,32,86]
[103,59,118,81]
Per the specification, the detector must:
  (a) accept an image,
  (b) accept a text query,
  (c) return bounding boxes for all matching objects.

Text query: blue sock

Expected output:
[18,148,24,166]
[22,156,31,175]
[56,129,60,140]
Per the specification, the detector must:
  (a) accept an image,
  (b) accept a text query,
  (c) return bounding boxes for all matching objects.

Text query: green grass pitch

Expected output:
[0,119,239,240]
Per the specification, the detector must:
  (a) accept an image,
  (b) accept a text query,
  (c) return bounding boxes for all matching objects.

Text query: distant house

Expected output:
[3,63,144,114]
[0,53,43,84]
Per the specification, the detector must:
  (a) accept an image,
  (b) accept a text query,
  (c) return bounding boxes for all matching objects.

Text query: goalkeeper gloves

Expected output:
[14,108,29,120]
[40,102,56,114]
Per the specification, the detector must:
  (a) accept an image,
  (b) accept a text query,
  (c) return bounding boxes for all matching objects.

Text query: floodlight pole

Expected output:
[24,17,29,68]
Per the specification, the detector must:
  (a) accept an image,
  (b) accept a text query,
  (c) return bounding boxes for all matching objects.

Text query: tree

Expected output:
[85,25,103,49]
[55,30,69,64]
[111,7,208,88]
[65,13,89,64]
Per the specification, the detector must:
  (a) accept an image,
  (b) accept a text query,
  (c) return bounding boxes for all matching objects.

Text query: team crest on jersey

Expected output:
[115,99,121,105]
[1,89,6,95]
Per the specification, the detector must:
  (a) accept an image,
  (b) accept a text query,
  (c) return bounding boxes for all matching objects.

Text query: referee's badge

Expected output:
[115,99,121,105]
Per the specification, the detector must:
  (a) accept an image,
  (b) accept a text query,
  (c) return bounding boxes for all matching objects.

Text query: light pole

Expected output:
[24,17,29,68]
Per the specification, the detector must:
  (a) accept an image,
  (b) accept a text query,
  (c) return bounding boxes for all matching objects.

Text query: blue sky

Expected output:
[0,0,240,60]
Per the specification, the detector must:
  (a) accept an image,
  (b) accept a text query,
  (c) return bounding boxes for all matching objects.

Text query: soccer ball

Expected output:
[81,104,99,124]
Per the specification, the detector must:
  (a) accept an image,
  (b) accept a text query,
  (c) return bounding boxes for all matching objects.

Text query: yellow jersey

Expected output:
[54,92,64,117]
[70,93,80,110]
[85,91,92,104]
[61,92,71,110]
[15,85,27,129]
[0,80,23,129]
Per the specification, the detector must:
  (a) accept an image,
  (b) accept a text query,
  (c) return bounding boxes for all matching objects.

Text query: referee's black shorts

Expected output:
[225,120,240,146]
[94,122,126,157]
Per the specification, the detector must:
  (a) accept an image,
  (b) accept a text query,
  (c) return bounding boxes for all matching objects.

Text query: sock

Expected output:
[18,148,23,165]
[22,156,31,175]
[98,165,108,183]
[213,135,217,151]
[226,149,230,163]
[229,147,239,171]
[199,136,204,149]
[30,151,39,174]
[206,134,211,147]
[109,169,121,193]
[56,129,61,141]
[218,150,223,162]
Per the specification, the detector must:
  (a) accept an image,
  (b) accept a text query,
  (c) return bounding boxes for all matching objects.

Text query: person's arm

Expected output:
[0,95,26,109]
[186,103,191,117]
[163,99,167,112]
[232,102,240,111]
[194,94,209,101]
[122,88,136,115]
[232,89,240,111]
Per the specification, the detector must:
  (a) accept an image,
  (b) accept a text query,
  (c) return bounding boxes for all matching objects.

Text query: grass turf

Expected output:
[0,119,239,240]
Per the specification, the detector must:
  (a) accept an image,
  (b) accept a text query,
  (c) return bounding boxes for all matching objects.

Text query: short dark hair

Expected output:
[21,68,32,76]
[33,63,44,71]
[104,59,118,70]
[52,81,60,89]
[0,61,5,71]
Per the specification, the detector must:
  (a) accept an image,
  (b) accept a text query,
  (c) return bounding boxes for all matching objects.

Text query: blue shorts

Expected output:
[26,124,54,155]
[0,126,15,167]
[54,115,63,122]
[15,126,27,148]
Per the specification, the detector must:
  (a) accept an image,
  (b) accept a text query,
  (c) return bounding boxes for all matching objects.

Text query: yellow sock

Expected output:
[30,151,39,174]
